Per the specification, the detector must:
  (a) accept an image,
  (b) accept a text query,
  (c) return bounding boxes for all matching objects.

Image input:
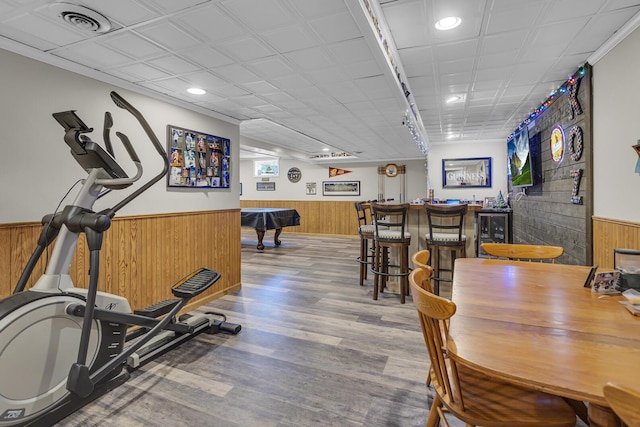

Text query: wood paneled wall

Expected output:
[0,210,241,311]
[593,216,640,269]
[240,200,359,236]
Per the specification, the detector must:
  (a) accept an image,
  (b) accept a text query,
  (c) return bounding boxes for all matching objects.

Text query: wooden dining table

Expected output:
[449,258,640,427]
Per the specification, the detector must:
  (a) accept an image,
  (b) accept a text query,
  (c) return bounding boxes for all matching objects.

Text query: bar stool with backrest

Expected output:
[354,201,378,286]
[424,203,468,295]
[370,202,412,303]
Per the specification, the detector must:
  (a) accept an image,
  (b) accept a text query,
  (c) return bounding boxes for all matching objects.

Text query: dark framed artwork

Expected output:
[322,180,360,196]
[442,157,491,188]
[256,182,275,191]
[167,125,230,188]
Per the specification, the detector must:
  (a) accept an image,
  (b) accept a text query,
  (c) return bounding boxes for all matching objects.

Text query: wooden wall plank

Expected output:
[0,210,241,310]
[593,217,640,269]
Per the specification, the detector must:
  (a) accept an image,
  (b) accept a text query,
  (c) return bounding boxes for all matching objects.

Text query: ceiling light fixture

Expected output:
[187,88,206,95]
[435,16,461,31]
[446,95,461,103]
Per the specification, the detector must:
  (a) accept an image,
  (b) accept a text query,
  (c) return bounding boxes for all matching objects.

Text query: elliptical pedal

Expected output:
[134,298,179,318]
[171,267,221,299]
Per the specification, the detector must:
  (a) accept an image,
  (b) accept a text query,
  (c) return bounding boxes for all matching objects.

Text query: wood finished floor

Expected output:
[57,231,584,427]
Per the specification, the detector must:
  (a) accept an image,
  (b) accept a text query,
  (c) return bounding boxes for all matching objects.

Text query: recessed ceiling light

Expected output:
[435,16,461,31]
[322,148,330,152]
[187,87,206,95]
[446,95,461,103]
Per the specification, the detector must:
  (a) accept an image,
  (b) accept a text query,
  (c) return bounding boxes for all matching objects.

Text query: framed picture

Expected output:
[322,180,360,196]
[442,157,491,188]
[167,125,230,188]
[256,182,275,191]
[306,182,317,195]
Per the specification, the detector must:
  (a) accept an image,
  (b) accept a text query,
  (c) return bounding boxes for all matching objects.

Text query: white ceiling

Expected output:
[1,0,639,163]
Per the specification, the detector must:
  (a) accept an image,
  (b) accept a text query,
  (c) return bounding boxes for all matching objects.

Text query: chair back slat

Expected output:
[411,250,433,292]
[481,243,563,263]
[425,203,467,245]
[371,203,410,243]
[409,269,461,408]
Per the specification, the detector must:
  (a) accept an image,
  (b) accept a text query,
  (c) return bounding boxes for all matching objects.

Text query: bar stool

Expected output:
[355,201,375,286]
[370,203,412,303]
[424,203,468,295]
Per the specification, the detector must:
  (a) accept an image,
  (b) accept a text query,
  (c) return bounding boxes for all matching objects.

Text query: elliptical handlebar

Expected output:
[107,91,169,214]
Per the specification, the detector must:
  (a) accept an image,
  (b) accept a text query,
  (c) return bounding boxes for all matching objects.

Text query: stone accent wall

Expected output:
[510,65,593,265]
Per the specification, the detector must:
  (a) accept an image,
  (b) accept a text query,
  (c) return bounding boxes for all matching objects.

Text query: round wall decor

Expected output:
[287,167,302,183]
[550,124,565,164]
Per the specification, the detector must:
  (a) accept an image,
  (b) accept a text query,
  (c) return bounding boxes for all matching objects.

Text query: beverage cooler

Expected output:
[475,209,512,257]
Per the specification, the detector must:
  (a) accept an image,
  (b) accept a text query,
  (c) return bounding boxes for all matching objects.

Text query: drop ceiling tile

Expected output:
[54,43,133,68]
[173,4,245,42]
[270,73,312,90]
[135,22,200,51]
[78,0,159,26]
[245,57,294,79]
[284,47,335,71]
[290,0,348,18]
[261,24,320,53]
[434,39,478,62]
[147,55,201,74]
[531,18,588,47]
[308,11,362,44]
[3,10,87,47]
[306,66,349,85]
[481,31,527,55]
[212,64,261,84]
[485,6,540,34]
[343,60,384,81]
[179,45,234,68]
[381,0,427,49]
[210,84,251,98]
[138,0,205,14]
[603,0,640,11]
[102,32,166,58]
[242,80,279,94]
[114,62,171,81]
[540,0,606,22]
[183,70,230,90]
[215,36,276,62]
[328,38,374,65]
[220,0,296,32]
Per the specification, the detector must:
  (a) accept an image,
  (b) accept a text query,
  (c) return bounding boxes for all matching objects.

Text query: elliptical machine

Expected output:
[0,91,240,426]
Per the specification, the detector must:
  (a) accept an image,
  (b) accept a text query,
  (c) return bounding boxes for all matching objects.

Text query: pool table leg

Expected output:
[274,228,283,246]
[256,230,266,250]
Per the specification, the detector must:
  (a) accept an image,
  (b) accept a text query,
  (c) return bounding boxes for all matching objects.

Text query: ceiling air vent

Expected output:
[49,2,112,33]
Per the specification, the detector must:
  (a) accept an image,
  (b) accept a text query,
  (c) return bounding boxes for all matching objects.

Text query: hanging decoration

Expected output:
[568,76,583,120]
[634,142,640,173]
[570,169,583,205]
[507,66,586,143]
[550,125,565,164]
[403,110,428,155]
[329,167,352,177]
[567,126,583,161]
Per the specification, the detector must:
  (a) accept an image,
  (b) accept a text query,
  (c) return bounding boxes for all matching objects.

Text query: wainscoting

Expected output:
[593,216,640,269]
[0,210,241,311]
[240,200,359,236]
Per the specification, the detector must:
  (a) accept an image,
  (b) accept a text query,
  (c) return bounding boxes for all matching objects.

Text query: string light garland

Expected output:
[507,66,586,142]
[403,109,428,155]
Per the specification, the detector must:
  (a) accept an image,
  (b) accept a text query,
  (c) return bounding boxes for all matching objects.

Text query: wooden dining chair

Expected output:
[408,269,577,427]
[411,250,433,292]
[481,243,564,263]
[603,382,640,426]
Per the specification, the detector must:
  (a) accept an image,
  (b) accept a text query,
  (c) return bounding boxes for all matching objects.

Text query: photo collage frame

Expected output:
[167,125,230,188]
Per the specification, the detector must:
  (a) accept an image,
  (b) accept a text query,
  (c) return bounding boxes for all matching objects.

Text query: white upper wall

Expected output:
[0,49,239,223]
[593,26,640,223]
[239,139,507,202]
